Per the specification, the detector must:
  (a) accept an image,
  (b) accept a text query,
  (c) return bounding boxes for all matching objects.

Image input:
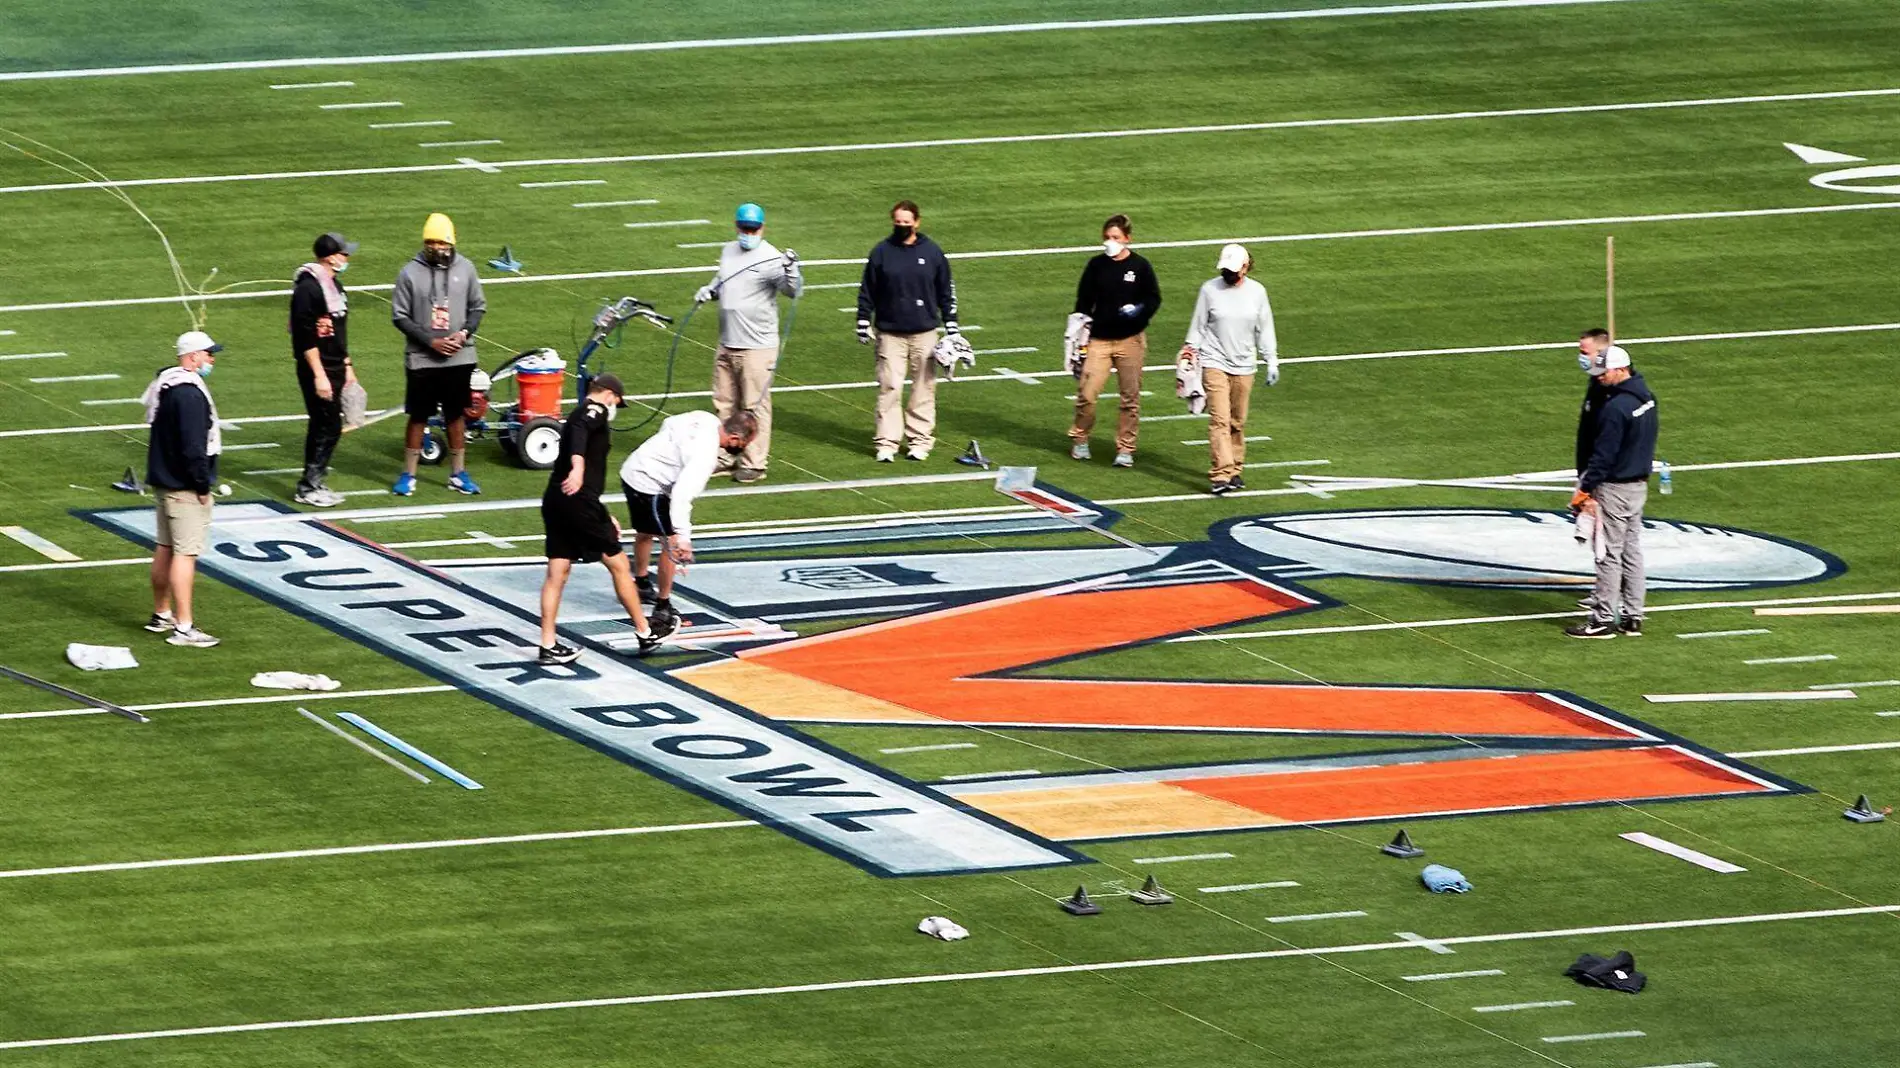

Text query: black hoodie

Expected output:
[1579,371,1657,491]
[857,232,955,335]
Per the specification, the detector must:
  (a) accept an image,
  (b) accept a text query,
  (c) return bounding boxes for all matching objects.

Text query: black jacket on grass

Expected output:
[146,377,218,494]
[1074,251,1161,340]
[857,233,956,335]
[1579,371,1657,491]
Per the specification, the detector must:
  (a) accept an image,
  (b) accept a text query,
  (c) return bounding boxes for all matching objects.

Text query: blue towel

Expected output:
[1421,864,1472,893]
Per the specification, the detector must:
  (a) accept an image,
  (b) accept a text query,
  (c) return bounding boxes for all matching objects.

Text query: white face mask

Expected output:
[737,231,762,251]
[604,402,619,422]
[1103,239,1127,258]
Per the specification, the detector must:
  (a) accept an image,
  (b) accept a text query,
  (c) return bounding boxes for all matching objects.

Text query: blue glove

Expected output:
[1421,864,1472,893]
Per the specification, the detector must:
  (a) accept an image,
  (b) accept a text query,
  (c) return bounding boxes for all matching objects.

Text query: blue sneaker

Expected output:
[392,472,417,496]
[447,471,481,496]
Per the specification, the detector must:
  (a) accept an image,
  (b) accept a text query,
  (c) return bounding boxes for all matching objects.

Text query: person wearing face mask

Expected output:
[288,232,357,508]
[618,408,759,626]
[140,330,226,649]
[1181,243,1278,496]
[1068,213,1161,467]
[856,199,958,462]
[693,202,801,484]
[1565,335,1658,639]
[536,374,677,665]
[389,212,486,497]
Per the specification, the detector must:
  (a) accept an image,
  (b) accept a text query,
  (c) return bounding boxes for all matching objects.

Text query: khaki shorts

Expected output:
[155,489,212,556]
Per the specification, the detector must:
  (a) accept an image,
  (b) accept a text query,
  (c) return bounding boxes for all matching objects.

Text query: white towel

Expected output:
[1175,345,1207,415]
[66,643,138,671]
[916,916,969,941]
[1573,508,1607,562]
[250,671,342,691]
[295,262,349,317]
[1063,313,1091,378]
[141,366,222,456]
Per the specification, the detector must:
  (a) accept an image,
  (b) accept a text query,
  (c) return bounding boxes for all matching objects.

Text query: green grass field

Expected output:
[4,1,1900,1064]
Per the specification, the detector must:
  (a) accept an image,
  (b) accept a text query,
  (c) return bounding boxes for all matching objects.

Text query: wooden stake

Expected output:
[1606,235,1616,340]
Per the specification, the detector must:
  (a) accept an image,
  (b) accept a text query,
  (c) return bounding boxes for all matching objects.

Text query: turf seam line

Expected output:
[6,905,1888,1051]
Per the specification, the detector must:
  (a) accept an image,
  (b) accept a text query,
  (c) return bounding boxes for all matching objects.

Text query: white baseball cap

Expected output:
[1579,343,1632,375]
[175,330,222,358]
[1216,243,1250,273]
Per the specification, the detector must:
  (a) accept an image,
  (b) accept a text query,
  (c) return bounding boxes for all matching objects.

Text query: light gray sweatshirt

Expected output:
[1184,275,1277,376]
[708,239,802,351]
[391,251,487,370]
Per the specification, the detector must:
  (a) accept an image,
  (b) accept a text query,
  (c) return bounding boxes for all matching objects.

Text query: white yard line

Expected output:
[369,120,452,129]
[1131,852,1234,865]
[242,467,304,475]
[220,442,280,451]
[520,179,606,189]
[1402,969,1505,982]
[1678,629,1770,639]
[26,373,117,383]
[269,80,354,89]
[21,904,1896,1051]
[318,101,402,110]
[1394,931,1456,954]
[938,768,1040,781]
[572,198,658,208]
[988,367,1043,385]
[1243,459,1331,469]
[1198,881,1300,893]
[878,742,979,755]
[1472,1000,1573,1013]
[1742,654,1836,665]
[418,139,502,148]
[1181,435,1270,445]
[0,556,144,575]
[1730,740,1900,758]
[0,1,1659,83]
[1633,1063,1718,1068]
[1758,604,1900,616]
[621,218,711,228]
[0,685,458,721]
[1619,832,1746,873]
[974,346,1040,355]
[19,79,1900,194]
[1267,910,1367,923]
[1542,1032,1645,1044]
[1809,679,1900,690]
[0,351,67,360]
[79,397,141,405]
[1644,690,1856,703]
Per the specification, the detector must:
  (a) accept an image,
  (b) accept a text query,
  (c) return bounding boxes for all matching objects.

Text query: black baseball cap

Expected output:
[313,232,359,258]
[591,373,626,400]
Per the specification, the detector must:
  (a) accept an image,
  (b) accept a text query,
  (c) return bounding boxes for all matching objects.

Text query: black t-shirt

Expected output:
[1074,252,1161,340]
[289,272,349,366]
[545,399,612,501]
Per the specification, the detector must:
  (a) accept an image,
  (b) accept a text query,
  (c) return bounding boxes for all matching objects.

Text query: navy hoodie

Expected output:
[1579,371,1657,491]
[146,378,218,494]
[857,233,955,335]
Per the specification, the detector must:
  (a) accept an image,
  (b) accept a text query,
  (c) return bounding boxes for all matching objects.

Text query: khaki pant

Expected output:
[1589,480,1648,623]
[1203,367,1255,481]
[155,488,212,556]
[712,345,775,474]
[1069,334,1147,453]
[874,331,939,453]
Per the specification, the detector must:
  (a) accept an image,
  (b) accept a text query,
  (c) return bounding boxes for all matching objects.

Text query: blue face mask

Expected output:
[333,260,349,274]
[195,364,214,378]
[737,231,761,251]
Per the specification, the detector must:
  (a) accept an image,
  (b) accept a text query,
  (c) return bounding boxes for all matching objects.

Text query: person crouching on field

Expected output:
[1068,213,1161,468]
[536,374,676,665]
[619,409,759,634]
[1180,244,1278,495]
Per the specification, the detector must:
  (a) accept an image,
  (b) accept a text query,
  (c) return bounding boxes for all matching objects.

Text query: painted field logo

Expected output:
[88,501,1829,874]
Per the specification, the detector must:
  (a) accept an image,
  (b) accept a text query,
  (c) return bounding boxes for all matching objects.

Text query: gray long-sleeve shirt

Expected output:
[708,239,802,350]
[1184,276,1277,376]
[391,251,486,370]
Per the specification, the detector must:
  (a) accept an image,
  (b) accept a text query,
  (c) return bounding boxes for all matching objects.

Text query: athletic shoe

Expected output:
[144,611,176,633]
[875,447,897,463]
[634,631,665,656]
[906,447,929,462]
[294,486,343,508]
[648,607,680,640]
[1070,442,1091,461]
[734,468,767,484]
[1576,597,1594,610]
[1112,451,1134,468]
[1564,621,1618,639]
[1228,475,1246,490]
[538,642,582,665]
[635,574,657,601]
[1209,479,1233,496]
[392,472,417,496]
[447,471,482,495]
[1618,617,1644,637]
[167,624,220,648]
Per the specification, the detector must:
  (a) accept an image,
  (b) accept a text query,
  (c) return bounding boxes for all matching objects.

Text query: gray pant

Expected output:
[1590,480,1648,623]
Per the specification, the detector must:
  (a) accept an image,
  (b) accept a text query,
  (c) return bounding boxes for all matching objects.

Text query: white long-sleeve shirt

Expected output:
[618,410,722,538]
[709,239,802,351]
[1184,276,1277,376]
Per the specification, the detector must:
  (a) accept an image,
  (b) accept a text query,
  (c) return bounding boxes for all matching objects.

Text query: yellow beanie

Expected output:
[422,213,456,245]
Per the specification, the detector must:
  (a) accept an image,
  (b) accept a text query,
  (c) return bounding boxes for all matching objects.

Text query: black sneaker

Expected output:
[633,630,666,657]
[635,574,657,600]
[1228,475,1246,491]
[648,607,680,640]
[1564,621,1618,639]
[1618,617,1643,637]
[1209,479,1233,496]
[538,642,582,665]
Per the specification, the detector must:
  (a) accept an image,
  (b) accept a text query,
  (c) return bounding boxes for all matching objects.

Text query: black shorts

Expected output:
[621,485,676,537]
[542,493,622,563]
[405,363,474,420]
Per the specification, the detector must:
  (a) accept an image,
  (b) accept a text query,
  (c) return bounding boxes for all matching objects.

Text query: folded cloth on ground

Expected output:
[66,643,138,671]
[1420,863,1473,893]
[1175,346,1206,415]
[251,671,342,691]
[1565,950,1646,993]
[916,915,969,941]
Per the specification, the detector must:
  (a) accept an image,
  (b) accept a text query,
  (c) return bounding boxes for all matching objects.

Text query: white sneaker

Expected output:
[167,624,220,648]
[144,611,176,633]
[295,487,344,508]
[906,446,930,462]
[1112,451,1134,468]
[1070,442,1091,461]
[875,447,897,463]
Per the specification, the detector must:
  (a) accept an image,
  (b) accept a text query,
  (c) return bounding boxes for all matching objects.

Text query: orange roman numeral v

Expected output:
[679,566,1791,842]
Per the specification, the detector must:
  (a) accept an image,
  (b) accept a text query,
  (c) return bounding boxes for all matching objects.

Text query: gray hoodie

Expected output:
[391,250,486,370]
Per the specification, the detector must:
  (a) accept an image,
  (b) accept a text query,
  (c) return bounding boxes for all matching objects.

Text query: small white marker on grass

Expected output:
[270,80,355,89]
[1619,832,1745,873]
[625,219,714,230]
[1402,969,1504,982]
[1131,852,1233,865]
[1810,679,1900,690]
[1472,1000,1573,1013]
[370,120,452,129]
[0,351,68,361]
[1267,910,1367,923]
[571,198,658,209]
[419,139,502,148]
[880,742,978,755]
[521,179,605,188]
[80,397,142,405]
[938,768,1039,781]
[221,442,281,451]
[1743,654,1836,665]
[1678,628,1770,639]
[1541,1031,1645,1044]
[320,100,403,110]
[1198,881,1299,893]
[1243,459,1331,469]
[1180,434,1269,445]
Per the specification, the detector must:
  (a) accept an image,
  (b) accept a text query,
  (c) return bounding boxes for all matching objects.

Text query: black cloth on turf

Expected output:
[1564,950,1646,993]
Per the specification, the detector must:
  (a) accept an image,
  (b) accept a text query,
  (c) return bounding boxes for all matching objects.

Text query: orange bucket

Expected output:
[513,351,566,418]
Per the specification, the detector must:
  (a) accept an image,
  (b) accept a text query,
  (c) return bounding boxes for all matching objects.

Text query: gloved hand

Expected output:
[1177,344,1198,366]
[1264,361,1280,387]
[695,285,717,304]
[782,248,800,271]
[1570,488,1593,510]
[943,320,961,337]
[856,319,873,345]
